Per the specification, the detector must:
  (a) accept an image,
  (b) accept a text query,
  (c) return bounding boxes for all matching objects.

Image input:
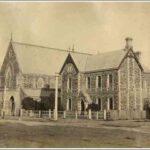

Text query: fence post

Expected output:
[29,110,33,117]
[104,109,107,120]
[49,109,51,119]
[63,111,66,119]
[96,111,99,120]
[88,109,91,120]
[75,111,78,119]
[39,110,41,118]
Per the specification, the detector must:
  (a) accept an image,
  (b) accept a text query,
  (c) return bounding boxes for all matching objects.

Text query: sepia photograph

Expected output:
[0,1,150,148]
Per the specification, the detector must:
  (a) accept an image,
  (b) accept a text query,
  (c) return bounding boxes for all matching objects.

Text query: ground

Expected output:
[1,118,150,148]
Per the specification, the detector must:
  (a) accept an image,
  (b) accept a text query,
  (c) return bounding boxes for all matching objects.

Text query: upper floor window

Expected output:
[107,74,113,89]
[86,77,91,89]
[96,76,102,89]
[67,77,72,90]
[37,77,44,89]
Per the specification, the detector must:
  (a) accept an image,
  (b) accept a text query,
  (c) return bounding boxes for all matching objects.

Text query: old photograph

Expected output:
[0,1,150,148]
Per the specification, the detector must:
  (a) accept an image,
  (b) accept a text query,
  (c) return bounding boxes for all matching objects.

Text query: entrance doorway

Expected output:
[10,96,15,116]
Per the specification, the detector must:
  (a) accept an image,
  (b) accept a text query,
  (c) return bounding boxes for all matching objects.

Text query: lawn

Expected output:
[0,120,150,148]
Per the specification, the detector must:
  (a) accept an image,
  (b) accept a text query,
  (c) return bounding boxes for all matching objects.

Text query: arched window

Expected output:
[32,78,36,88]
[5,66,13,88]
[10,96,15,116]
[67,77,72,90]
[37,78,44,88]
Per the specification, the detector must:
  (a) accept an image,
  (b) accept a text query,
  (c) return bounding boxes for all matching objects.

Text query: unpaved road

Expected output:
[0,118,150,148]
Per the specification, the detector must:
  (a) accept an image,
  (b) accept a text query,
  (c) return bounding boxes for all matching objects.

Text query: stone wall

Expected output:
[83,70,119,110]
[22,74,54,89]
[61,63,78,110]
[61,61,119,111]
[143,73,150,99]
[119,51,142,111]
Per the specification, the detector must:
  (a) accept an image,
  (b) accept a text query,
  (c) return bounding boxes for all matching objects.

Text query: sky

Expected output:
[0,2,150,68]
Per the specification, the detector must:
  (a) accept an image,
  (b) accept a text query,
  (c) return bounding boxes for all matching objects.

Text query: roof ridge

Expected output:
[12,41,92,55]
[94,49,125,56]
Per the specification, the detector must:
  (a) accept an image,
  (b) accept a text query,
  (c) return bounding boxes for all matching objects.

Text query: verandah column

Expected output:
[54,73,59,121]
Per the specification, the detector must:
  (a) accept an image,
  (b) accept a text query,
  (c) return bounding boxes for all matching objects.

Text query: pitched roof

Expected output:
[11,41,91,75]
[84,49,127,72]
[70,53,90,72]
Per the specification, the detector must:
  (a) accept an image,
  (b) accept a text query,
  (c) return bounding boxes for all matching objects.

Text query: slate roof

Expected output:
[70,52,90,72]
[11,41,91,75]
[84,49,127,72]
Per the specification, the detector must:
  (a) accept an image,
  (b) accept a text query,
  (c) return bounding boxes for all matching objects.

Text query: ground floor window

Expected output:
[107,97,114,110]
[98,98,102,111]
[109,97,114,110]
[67,98,72,111]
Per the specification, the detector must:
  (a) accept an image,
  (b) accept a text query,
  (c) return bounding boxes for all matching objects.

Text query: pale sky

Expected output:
[0,2,150,68]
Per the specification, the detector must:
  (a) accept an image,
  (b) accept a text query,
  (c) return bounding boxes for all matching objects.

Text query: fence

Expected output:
[1,109,146,121]
[18,109,106,120]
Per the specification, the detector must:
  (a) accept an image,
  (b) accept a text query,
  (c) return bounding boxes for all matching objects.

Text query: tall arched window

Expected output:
[37,77,44,88]
[5,66,13,88]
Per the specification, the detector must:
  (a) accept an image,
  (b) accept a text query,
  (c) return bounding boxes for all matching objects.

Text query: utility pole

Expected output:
[54,73,59,121]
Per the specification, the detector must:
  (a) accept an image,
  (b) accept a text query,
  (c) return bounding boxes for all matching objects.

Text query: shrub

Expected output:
[86,103,99,111]
[22,97,37,110]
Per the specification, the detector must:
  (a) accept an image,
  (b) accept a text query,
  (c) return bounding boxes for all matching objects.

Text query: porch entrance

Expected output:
[10,96,15,116]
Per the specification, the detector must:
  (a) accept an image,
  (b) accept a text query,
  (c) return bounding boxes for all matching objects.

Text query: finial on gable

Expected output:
[72,44,75,52]
[10,32,13,42]
[68,46,71,53]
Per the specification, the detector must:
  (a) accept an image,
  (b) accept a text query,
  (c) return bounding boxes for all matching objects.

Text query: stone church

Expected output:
[0,39,87,115]
[60,37,150,118]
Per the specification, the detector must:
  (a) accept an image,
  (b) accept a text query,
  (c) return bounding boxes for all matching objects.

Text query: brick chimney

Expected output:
[125,37,133,50]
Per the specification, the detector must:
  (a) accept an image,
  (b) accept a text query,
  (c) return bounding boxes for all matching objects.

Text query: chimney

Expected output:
[134,51,141,62]
[125,37,133,50]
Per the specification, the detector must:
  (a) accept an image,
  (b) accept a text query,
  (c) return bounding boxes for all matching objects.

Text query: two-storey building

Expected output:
[60,37,147,119]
